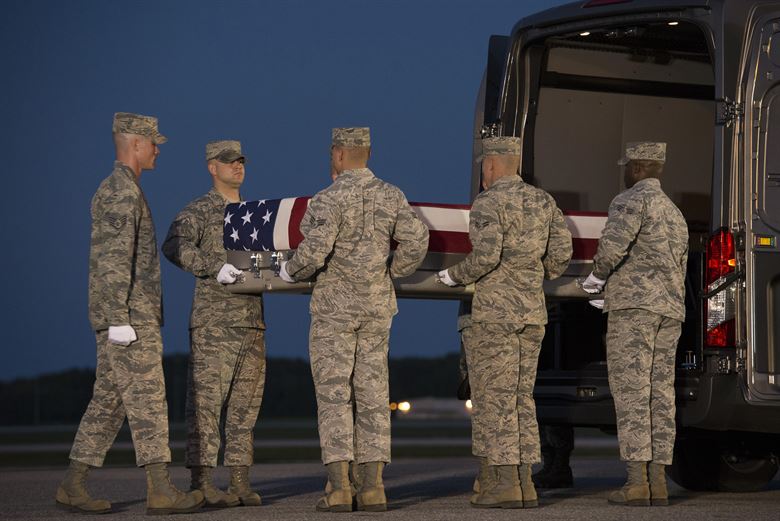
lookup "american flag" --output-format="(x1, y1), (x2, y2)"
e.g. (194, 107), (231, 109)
(224, 197), (606, 262)
(223, 197), (310, 251)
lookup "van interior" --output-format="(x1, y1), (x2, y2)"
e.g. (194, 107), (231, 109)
(519, 21), (715, 384)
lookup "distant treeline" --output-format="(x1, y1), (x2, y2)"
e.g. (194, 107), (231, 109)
(0, 354), (461, 426)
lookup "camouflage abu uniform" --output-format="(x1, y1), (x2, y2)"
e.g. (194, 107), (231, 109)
(285, 128), (429, 464)
(593, 142), (688, 466)
(448, 137), (573, 466)
(457, 302), (487, 458)
(162, 141), (266, 468)
(70, 113), (171, 468)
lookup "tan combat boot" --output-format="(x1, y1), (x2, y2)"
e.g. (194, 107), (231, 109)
(191, 465), (239, 508)
(316, 461), (353, 512)
(648, 462), (669, 506)
(349, 461), (361, 496)
(325, 461), (359, 497)
(471, 465), (523, 509)
(145, 462), (205, 515)
(228, 466), (262, 506)
(518, 463), (538, 508)
(607, 461), (651, 506)
(471, 457), (493, 502)
(55, 460), (112, 514)
(356, 461), (387, 512)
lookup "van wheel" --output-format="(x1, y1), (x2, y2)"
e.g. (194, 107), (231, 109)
(669, 437), (779, 492)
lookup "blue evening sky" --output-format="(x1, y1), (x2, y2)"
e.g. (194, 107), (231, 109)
(0, 0), (569, 380)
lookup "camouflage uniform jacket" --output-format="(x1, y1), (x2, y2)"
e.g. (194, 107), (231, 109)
(88, 161), (162, 330)
(162, 188), (265, 329)
(592, 177), (688, 321)
(285, 168), (429, 321)
(449, 175), (572, 325)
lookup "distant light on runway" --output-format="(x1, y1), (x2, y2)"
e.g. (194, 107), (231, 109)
(465, 400), (473, 411)
(398, 401), (412, 413)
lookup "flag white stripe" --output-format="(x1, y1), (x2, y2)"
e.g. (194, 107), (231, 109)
(563, 215), (607, 239)
(412, 206), (470, 233)
(273, 198), (296, 250)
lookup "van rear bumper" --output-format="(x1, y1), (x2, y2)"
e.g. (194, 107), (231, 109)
(678, 373), (780, 434)
(534, 372), (780, 434)
(534, 372), (616, 428)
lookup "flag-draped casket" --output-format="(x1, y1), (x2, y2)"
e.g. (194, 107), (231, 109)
(222, 197), (606, 298)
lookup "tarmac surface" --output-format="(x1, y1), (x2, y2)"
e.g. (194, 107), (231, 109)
(2, 457), (779, 520)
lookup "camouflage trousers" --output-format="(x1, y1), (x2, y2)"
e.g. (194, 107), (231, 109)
(459, 331), (486, 457)
(463, 322), (545, 465)
(606, 309), (681, 465)
(185, 327), (266, 468)
(70, 326), (171, 467)
(309, 316), (391, 465)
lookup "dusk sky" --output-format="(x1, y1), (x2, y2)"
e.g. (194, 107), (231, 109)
(0, 0), (569, 380)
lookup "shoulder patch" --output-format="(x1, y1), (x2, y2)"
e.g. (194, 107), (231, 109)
(472, 218), (491, 230)
(105, 214), (127, 230)
(309, 214), (327, 227)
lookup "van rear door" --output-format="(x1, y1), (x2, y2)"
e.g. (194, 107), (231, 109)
(743, 11), (780, 401)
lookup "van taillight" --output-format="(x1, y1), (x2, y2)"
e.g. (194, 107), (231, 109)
(583, 0), (631, 7)
(705, 228), (736, 348)
(705, 228), (735, 286)
(706, 319), (735, 348)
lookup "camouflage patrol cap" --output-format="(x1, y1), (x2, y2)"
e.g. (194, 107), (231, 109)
(112, 112), (167, 144)
(477, 136), (521, 161)
(618, 141), (666, 165)
(205, 140), (246, 163)
(332, 127), (370, 147)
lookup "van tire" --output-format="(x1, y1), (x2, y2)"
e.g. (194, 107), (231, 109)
(669, 436), (779, 492)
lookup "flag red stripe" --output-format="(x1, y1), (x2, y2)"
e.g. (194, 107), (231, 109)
(562, 210), (609, 217)
(428, 230), (472, 254)
(406, 230), (596, 260)
(410, 201), (472, 210)
(288, 197), (311, 249)
(572, 238), (599, 260)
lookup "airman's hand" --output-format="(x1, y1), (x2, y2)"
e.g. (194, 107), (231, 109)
(217, 263), (242, 284)
(108, 325), (137, 346)
(437, 269), (458, 287)
(279, 260), (295, 283)
(581, 272), (606, 294)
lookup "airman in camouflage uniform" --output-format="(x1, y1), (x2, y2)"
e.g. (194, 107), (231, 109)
(162, 140), (265, 508)
(582, 142), (688, 506)
(439, 136), (572, 509)
(56, 113), (204, 516)
(280, 127), (429, 512)
(533, 425), (574, 488)
(455, 302), (487, 501)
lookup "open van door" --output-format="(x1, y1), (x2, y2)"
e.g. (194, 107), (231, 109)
(471, 35), (510, 198)
(743, 10), (780, 402)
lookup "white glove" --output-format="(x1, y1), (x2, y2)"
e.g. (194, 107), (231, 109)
(108, 325), (137, 346)
(581, 272), (606, 294)
(217, 263), (242, 284)
(437, 269), (458, 287)
(279, 260), (295, 283)
(589, 299), (604, 310)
